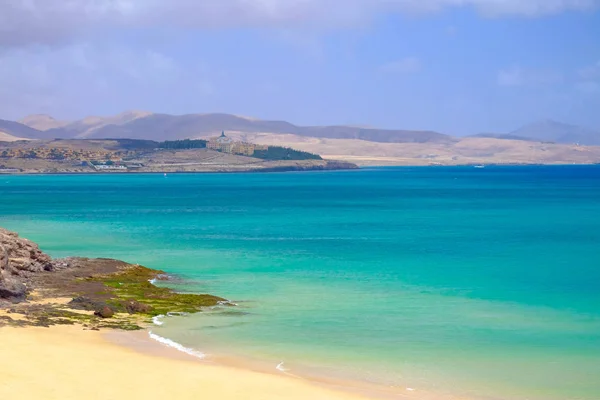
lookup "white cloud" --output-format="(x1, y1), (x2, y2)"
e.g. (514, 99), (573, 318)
(0, 44), (211, 119)
(497, 66), (563, 87)
(379, 57), (422, 74)
(1, 0), (598, 47)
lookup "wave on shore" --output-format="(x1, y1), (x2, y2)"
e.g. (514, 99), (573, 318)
(276, 361), (288, 372)
(148, 331), (206, 359)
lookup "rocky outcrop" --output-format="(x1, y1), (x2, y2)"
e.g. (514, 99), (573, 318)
(68, 296), (108, 312)
(124, 300), (153, 314)
(0, 226), (227, 330)
(94, 306), (115, 319)
(0, 228), (54, 301)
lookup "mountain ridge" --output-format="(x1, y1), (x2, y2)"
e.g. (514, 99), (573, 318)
(509, 119), (600, 145)
(9, 112), (600, 147)
(15, 112), (455, 144)
(18, 114), (70, 131)
(0, 119), (44, 139)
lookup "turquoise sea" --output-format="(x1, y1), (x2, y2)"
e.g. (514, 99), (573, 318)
(1, 166), (600, 399)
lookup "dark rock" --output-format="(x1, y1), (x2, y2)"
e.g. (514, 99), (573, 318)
(69, 296), (105, 311)
(94, 306), (114, 318)
(71, 297), (118, 319)
(0, 277), (27, 301)
(124, 300), (152, 314)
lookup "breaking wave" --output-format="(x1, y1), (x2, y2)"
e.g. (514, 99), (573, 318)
(148, 331), (206, 359)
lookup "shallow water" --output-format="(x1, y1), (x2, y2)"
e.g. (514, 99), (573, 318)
(1, 166), (599, 399)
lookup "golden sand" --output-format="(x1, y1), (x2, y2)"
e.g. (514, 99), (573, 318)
(0, 325), (376, 400)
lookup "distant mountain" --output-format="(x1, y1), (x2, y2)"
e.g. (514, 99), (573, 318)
(468, 120), (600, 146)
(15, 112), (455, 144)
(0, 119), (43, 139)
(510, 120), (600, 145)
(471, 133), (534, 142)
(18, 110), (154, 139)
(5, 112), (600, 166)
(18, 114), (69, 131)
(15, 112), (599, 146)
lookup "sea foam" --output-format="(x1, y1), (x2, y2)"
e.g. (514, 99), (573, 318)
(148, 331), (206, 359)
(276, 361), (288, 372)
(152, 315), (165, 326)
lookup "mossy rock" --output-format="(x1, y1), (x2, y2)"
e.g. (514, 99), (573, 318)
(90, 265), (227, 317)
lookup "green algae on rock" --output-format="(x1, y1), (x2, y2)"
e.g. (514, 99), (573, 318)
(1, 226), (227, 330)
(88, 265), (226, 317)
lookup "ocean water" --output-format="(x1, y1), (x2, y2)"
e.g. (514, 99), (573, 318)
(1, 166), (600, 399)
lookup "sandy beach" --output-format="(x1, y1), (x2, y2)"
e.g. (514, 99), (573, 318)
(0, 325), (381, 400)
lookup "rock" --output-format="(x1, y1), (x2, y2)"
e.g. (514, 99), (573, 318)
(0, 243), (8, 271)
(0, 227), (55, 300)
(94, 306), (114, 318)
(71, 297), (117, 318)
(124, 300), (152, 314)
(69, 296), (105, 311)
(0, 276), (27, 301)
(0, 227), (53, 276)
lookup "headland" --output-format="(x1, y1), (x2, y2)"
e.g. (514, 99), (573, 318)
(0, 137), (358, 174)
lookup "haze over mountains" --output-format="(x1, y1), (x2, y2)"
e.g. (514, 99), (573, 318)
(473, 120), (600, 146)
(2, 111), (600, 166)
(5, 112), (452, 145)
(0, 111), (597, 147)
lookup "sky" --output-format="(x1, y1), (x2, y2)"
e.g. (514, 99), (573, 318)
(0, 1), (599, 135)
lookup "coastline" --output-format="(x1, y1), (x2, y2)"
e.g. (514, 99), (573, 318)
(0, 226), (427, 400)
(0, 324), (411, 400)
(0, 166), (360, 176)
(0, 166), (359, 175)
(0, 292), (456, 400)
(2, 163), (599, 176)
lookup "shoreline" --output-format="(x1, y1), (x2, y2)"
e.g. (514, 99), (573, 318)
(1, 163), (599, 176)
(109, 317), (477, 400)
(0, 324), (423, 400)
(0, 299), (451, 400)
(0, 166), (359, 175)
(0, 225), (436, 400)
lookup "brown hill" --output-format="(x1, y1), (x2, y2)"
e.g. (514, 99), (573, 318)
(219, 132), (600, 166)
(6, 111), (600, 165)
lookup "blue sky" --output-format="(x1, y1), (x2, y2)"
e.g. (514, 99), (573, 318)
(0, 1), (599, 135)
